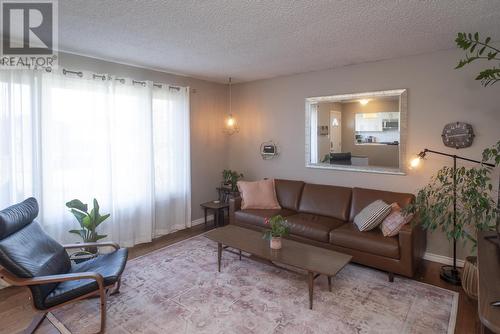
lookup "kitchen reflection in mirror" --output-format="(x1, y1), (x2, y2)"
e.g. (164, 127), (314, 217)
(306, 89), (407, 174)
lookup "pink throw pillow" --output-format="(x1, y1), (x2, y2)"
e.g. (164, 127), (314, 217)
(237, 179), (281, 210)
(380, 203), (413, 237)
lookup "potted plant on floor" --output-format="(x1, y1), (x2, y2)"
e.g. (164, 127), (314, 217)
(454, 32), (500, 87)
(405, 141), (499, 299)
(66, 198), (110, 263)
(262, 215), (290, 250)
(453, 30), (500, 297)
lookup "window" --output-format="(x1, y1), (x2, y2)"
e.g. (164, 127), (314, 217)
(0, 70), (191, 246)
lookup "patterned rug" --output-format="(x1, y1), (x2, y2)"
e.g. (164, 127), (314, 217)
(52, 234), (458, 334)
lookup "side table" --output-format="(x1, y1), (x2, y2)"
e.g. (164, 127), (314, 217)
(200, 201), (229, 227)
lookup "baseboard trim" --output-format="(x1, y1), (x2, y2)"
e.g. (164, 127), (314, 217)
(423, 252), (465, 268)
(192, 215), (214, 226)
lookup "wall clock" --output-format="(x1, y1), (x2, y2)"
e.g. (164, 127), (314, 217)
(441, 122), (475, 149)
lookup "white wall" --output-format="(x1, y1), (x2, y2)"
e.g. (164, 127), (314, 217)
(228, 48), (500, 259)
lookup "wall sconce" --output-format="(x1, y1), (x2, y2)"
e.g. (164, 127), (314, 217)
(224, 77), (239, 135)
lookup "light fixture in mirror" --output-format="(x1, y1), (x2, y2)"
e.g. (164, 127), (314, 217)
(305, 89), (407, 175)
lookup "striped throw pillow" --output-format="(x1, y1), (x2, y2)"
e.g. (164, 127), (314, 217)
(353, 200), (392, 231)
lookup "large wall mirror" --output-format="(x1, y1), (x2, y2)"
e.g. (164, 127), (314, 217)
(305, 89), (407, 175)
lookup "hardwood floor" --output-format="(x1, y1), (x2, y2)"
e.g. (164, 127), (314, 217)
(0, 221), (480, 334)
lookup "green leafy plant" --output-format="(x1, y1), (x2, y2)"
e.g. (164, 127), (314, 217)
(262, 215), (290, 240)
(66, 198), (109, 253)
(222, 169), (244, 191)
(482, 140), (500, 166)
(482, 140), (500, 234)
(404, 143), (499, 250)
(455, 32), (500, 86)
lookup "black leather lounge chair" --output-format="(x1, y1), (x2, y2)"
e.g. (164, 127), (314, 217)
(0, 198), (128, 333)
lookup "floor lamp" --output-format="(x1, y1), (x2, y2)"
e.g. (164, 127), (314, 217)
(410, 148), (495, 285)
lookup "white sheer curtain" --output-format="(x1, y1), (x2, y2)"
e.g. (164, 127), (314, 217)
(0, 70), (191, 247)
(153, 87), (191, 236)
(0, 71), (40, 206)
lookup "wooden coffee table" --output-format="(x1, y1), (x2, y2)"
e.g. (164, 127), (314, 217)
(205, 225), (352, 309)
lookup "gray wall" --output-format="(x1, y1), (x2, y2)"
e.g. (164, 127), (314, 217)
(228, 48), (500, 260)
(59, 52), (228, 221)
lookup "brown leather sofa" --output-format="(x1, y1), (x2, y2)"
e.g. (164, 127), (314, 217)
(229, 179), (426, 279)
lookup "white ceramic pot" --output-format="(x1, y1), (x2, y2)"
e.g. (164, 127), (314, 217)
(270, 237), (282, 250)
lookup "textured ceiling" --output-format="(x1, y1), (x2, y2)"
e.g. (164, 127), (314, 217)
(58, 0), (500, 83)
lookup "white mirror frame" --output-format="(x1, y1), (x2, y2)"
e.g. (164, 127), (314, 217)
(305, 89), (408, 175)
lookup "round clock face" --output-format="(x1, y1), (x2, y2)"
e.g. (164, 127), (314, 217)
(441, 122), (474, 149)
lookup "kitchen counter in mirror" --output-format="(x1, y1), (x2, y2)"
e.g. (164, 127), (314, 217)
(355, 142), (399, 146)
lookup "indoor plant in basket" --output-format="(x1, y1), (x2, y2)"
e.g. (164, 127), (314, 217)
(405, 141), (499, 299)
(66, 198), (110, 263)
(262, 215), (290, 250)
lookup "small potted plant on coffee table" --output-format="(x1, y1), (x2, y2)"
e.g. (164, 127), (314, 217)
(262, 215), (290, 250)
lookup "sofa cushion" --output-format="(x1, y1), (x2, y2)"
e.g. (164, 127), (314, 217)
(237, 179), (281, 210)
(298, 183), (351, 221)
(349, 187), (414, 222)
(275, 179), (305, 211)
(329, 223), (400, 259)
(235, 208), (296, 228)
(286, 213), (344, 243)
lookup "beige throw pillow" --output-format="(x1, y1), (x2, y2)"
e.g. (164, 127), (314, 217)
(380, 203), (414, 237)
(237, 179), (281, 210)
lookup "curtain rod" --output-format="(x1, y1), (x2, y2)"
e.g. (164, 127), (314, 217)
(61, 68), (181, 90)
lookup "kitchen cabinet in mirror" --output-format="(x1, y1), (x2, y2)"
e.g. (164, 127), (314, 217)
(305, 89), (407, 175)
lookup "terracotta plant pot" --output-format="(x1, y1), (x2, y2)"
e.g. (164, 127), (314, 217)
(270, 237), (282, 250)
(461, 256), (478, 300)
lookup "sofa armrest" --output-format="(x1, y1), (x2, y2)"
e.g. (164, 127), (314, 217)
(398, 216), (427, 277)
(229, 197), (242, 225)
(398, 222), (413, 236)
(0, 268), (104, 287)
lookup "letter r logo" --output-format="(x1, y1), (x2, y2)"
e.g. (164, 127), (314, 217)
(1, 1), (54, 55)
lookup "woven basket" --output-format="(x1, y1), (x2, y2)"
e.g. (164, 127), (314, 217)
(461, 256), (478, 300)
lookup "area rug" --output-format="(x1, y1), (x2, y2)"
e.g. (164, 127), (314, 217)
(52, 235), (458, 334)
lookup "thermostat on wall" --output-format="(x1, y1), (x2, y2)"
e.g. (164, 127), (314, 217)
(260, 141), (279, 160)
